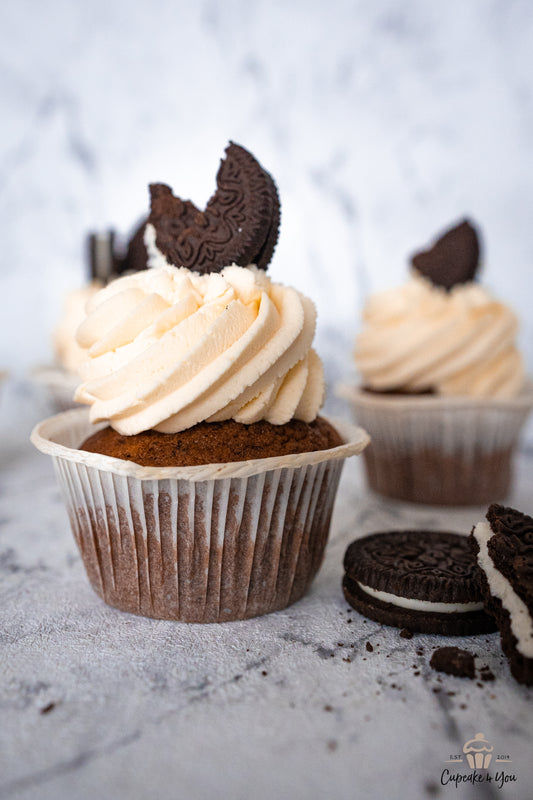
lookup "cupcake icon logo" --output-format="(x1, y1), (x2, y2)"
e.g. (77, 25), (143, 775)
(462, 733), (493, 769)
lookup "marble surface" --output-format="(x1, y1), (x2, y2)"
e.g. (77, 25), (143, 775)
(2, 4), (533, 796)
(2, 0), (533, 408)
(1, 379), (532, 800)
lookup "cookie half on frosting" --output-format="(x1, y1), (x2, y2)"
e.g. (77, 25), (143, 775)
(410, 218), (481, 290)
(146, 141), (280, 274)
(470, 504), (533, 685)
(343, 530), (496, 635)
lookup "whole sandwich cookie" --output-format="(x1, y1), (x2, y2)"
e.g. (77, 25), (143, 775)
(146, 141), (280, 274)
(470, 504), (533, 685)
(343, 530), (497, 635)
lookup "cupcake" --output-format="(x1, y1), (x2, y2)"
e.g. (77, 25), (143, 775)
(33, 222), (148, 411)
(347, 219), (533, 505)
(31, 142), (370, 623)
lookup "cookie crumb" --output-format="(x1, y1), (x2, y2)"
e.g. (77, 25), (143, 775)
(366, 642), (373, 653)
(479, 666), (495, 682)
(430, 647), (475, 680)
(40, 702), (56, 715)
(400, 628), (413, 639)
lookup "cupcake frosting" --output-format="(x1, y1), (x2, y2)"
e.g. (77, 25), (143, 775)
(53, 282), (104, 373)
(75, 264), (324, 434)
(355, 274), (525, 399)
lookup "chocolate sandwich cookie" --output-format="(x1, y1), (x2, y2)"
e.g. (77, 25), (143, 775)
(470, 504), (533, 685)
(411, 218), (481, 290)
(343, 530), (496, 635)
(148, 141), (280, 274)
(115, 217), (148, 275)
(88, 218), (149, 284)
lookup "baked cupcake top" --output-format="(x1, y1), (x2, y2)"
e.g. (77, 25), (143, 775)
(355, 219), (525, 399)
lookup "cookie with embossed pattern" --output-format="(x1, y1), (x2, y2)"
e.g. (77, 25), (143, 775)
(147, 141), (280, 274)
(470, 504), (533, 684)
(343, 530), (496, 635)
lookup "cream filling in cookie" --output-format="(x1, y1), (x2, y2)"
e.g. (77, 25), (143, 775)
(473, 521), (533, 657)
(357, 582), (484, 614)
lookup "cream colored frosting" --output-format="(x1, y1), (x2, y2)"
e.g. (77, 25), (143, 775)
(144, 223), (171, 270)
(355, 274), (525, 399)
(357, 582), (484, 614)
(53, 282), (104, 373)
(472, 521), (533, 658)
(74, 264), (325, 435)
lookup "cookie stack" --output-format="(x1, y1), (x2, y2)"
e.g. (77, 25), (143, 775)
(343, 504), (533, 685)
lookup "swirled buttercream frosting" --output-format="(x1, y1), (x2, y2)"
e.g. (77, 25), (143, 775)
(53, 282), (103, 373)
(74, 264), (325, 434)
(355, 274), (525, 398)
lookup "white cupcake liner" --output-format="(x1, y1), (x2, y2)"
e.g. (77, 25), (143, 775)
(31, 408), (370, 622)
(341, 385), (533, 505)
(31, 365), (80, 412)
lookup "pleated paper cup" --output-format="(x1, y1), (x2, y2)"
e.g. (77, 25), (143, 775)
(31, 408), (370, 622)
(31, 365), (80, 412)
(343, 385), (533, 506)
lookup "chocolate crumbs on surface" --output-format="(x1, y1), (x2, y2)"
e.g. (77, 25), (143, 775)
(479, 666), (495, 682)
(400, 628), (414, 639)
(430, 647), (476, 680)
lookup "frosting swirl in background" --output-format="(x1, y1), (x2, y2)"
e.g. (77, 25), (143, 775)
(53, 282), (103, 373)
(355, 274), (525, 399)
(75, 265), (324, 434)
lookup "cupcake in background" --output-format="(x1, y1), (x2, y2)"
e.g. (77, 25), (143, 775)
(347, 218), (532, 505)
(31, 141), (370, 623)
(32, 221), (148, 411)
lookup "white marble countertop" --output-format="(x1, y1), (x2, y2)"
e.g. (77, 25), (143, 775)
(1, 379), (532, 800)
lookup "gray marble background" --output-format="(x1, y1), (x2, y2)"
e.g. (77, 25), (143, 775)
(1, 376), (533, 800)
(1, 2), (533, 799)
(1, 0), (533, 388)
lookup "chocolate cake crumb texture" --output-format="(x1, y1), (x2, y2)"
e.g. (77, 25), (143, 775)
(411, 218), (480, 290)
(81, 416), (341, 467)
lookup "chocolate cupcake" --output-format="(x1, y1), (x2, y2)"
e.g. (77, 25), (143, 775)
(347, 219), (533, 505)
(31, 143), (370, 622)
